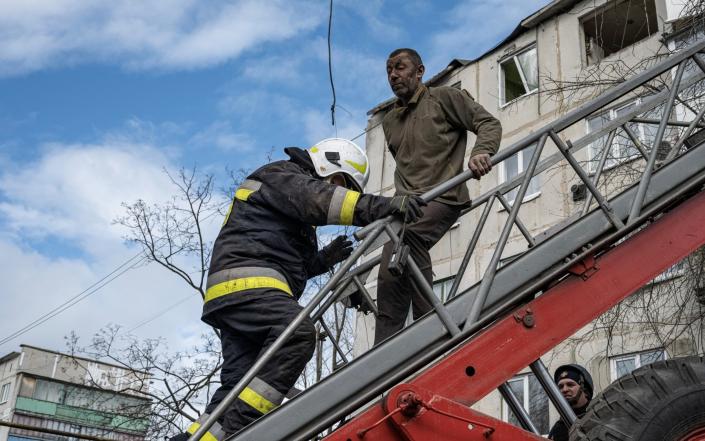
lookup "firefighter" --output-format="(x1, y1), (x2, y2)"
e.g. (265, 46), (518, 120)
(548, 364), (594, 441)
(171, 138), (425, 440)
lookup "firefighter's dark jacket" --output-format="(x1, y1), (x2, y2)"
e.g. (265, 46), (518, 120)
(203, 147), (390, 325)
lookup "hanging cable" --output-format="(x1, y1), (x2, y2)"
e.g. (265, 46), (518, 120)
(327, 0), (337, 128)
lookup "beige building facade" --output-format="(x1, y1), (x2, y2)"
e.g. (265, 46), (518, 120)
(355, 0), (702, 433)
(0, 345), (151, 441)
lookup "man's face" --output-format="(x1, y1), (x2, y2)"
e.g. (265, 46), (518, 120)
(558, 378), (587, 407)
(386, 53), (424, 102)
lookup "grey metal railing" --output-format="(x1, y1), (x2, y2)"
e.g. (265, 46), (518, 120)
(187, 38), (705, 441)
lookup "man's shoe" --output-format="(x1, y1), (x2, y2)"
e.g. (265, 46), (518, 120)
(168, 433), (190, 441)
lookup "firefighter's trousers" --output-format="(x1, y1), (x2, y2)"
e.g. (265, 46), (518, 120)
(205, 293), (316, 435)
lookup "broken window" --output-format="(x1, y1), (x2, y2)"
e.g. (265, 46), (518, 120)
(581, 0), (658, 65)
(499, 45), (538, 105)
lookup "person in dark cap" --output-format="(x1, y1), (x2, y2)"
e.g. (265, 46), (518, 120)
(548, 364), (594, 441)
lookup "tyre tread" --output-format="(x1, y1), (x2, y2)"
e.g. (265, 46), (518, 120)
(570, 356), (705, 441)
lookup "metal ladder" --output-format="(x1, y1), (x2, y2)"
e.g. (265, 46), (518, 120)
(188, 38), (705, 441)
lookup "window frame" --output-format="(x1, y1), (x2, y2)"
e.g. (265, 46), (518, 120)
(499, 145), (542, 206)
(579, 0), (659, 67)
(0, 382), (11, 404)
(432, 276), (456, 303)
(500, 373), (550, 435)
(610, 348), (667, 381)
(586, 98), (649, 172)
(498, 44), (539, 107)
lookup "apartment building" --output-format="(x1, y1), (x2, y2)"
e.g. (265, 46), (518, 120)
(357, 0), (703, 434)
(0, 345), (150, 441)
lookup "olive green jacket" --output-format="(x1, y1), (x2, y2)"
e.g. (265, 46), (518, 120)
(383, 85), (502, 205)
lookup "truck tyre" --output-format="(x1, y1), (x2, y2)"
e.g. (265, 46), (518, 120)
(570, 356), (705, 441)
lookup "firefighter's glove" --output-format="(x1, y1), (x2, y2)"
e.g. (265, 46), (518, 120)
(320, 235), (354, 267)
(388, 195), (427, 223)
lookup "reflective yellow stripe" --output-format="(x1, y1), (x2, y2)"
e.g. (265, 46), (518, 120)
(239, 386), (277, 415)
(205, 277), (292, 303)
(340, 191), (360, 225)
(235, 188), (254, 201)
(345, 159), (367, 175)
(186, 422), (219, 441)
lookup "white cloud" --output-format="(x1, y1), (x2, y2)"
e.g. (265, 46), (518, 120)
(337, 0), (404, 42)
(0, 0), (324, 76)
(0, 234), (212, 356)
(189, 120), (255, 152)
(0, 140), (175, 256)
(427, 0), (550, 73)
(302, 108), (367, 149)
(310, 37), (390, 105)
(218, 89), (298, 122)
(0, 133), (218, 356)
(241, 55), (307, 84)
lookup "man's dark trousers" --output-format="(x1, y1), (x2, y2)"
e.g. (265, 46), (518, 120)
(205, 293), (316, 434)
(373, 201), (461, 345)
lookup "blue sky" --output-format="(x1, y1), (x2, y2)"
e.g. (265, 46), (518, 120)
(0, 0), (550, 355)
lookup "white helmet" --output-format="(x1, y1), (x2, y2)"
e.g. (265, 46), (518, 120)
(307, 138), (370, 192)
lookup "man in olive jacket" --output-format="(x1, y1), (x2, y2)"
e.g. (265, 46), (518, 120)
(374, 48), (502, 345)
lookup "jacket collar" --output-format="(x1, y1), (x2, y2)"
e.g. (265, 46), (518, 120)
(394, 84), (427, 109)
(284, 147), (316, 174)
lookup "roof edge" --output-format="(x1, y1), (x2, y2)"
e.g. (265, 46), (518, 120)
(366, 0), (580, 117)
(20, 344), (151, 377)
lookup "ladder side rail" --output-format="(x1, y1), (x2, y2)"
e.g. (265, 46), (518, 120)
(498, 383), (541, 434)
(530, 359), (576, 426)
(462, 66), (705, 218)
(463, 134), (548, 331)
(446, 195), (496, 301)
(621, 124), (650, 160)
(550, 131), (625, 229)
(665, 97), (705, 160)
(495, 193), (536, 247)
(581, 129), (618, 216)
(232, 139), (705, 441)
(628, 62), (688, 223)
(383, 224), (462, 337)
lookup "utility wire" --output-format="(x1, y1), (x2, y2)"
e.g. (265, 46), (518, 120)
(350, 121), (381, 142)
(0, 203), (228, 348)
(127, 294), (194, 333)
(327, 0), (337, 129)
(0, 254), (148, 347)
